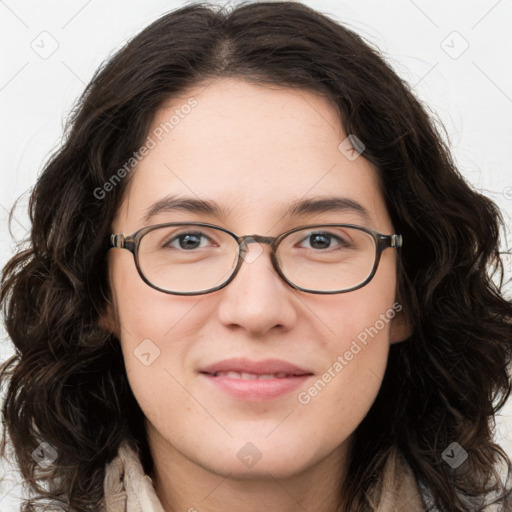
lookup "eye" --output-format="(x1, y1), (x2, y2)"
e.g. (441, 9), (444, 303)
(298, 231), (352, 250)
(163, 231), (214, 250)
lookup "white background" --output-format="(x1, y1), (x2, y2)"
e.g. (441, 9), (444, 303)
(1, 0), (511, 508)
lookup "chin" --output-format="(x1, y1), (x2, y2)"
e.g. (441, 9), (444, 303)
(201, 453), (311, 481)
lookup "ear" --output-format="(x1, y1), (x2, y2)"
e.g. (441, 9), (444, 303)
(390, 306), (412, 344)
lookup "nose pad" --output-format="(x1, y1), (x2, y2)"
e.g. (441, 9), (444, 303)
(239, 237), (265, 264)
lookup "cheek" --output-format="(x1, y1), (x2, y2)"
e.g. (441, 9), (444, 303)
(108, 252), (201, 409)
(109, 250), (203, 338)
(316, 252), (397, 356)
(301, 260), (398, 426)
(114, 289), (200, 436)
(299, 302), (392, 427)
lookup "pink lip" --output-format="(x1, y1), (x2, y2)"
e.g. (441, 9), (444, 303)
(201, 374), (312, 401)
(199, 357), (311, 376)
(198, 357), (314, 401)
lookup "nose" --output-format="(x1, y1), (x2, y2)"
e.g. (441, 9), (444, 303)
(216, 241), (298, 336)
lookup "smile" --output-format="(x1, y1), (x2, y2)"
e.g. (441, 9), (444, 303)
(206, 371), (302, 379)
(200, 372), (313, 401)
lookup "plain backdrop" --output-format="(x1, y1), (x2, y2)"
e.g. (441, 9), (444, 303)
(1, 0), (511, 508)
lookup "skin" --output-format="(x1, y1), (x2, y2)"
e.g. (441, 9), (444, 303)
(106, 77), (411, 512)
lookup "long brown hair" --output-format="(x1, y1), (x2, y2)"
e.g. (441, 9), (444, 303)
(1, 2), (511, 510)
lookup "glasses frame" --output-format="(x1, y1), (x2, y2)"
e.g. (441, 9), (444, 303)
(108, 222), (403, 295)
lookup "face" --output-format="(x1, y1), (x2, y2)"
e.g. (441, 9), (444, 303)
(107, 77), (409, 480)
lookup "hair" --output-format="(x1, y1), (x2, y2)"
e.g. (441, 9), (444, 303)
(1, 1), (511, 511)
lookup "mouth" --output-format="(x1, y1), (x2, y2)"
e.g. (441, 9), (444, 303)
(202, 371), (309, 380)
(199, 356), (312, 376)
(198, 358), (314, 401)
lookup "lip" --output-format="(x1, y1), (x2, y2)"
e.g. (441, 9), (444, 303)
(199, 357), (312, 376)
(198, 357), (314, 401)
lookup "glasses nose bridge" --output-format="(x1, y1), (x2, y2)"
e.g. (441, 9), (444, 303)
(234, 234), (281, 284)
(237, 234), (279, 260)
(239, 234), (275, 247)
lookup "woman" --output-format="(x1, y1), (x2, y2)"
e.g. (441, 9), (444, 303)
(1, 2), (511, 511)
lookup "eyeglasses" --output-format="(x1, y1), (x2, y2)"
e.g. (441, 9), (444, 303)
(108, 222), (403, 295)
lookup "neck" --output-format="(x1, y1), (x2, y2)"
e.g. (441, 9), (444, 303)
(147, 426), (352, 512)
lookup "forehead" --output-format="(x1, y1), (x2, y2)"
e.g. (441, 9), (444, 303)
(115, 78), (391, 234)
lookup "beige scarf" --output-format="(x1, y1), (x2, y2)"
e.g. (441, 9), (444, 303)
(101, 439), (425, 511)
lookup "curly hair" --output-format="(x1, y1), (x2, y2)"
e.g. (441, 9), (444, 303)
(1, 1), (511, 511)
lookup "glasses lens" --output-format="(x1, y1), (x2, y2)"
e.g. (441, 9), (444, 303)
(276, 226), (377, 292)
(138, 225), (239, 293)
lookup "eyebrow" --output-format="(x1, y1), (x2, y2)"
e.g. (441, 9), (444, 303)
(142, 195), (373, 225)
